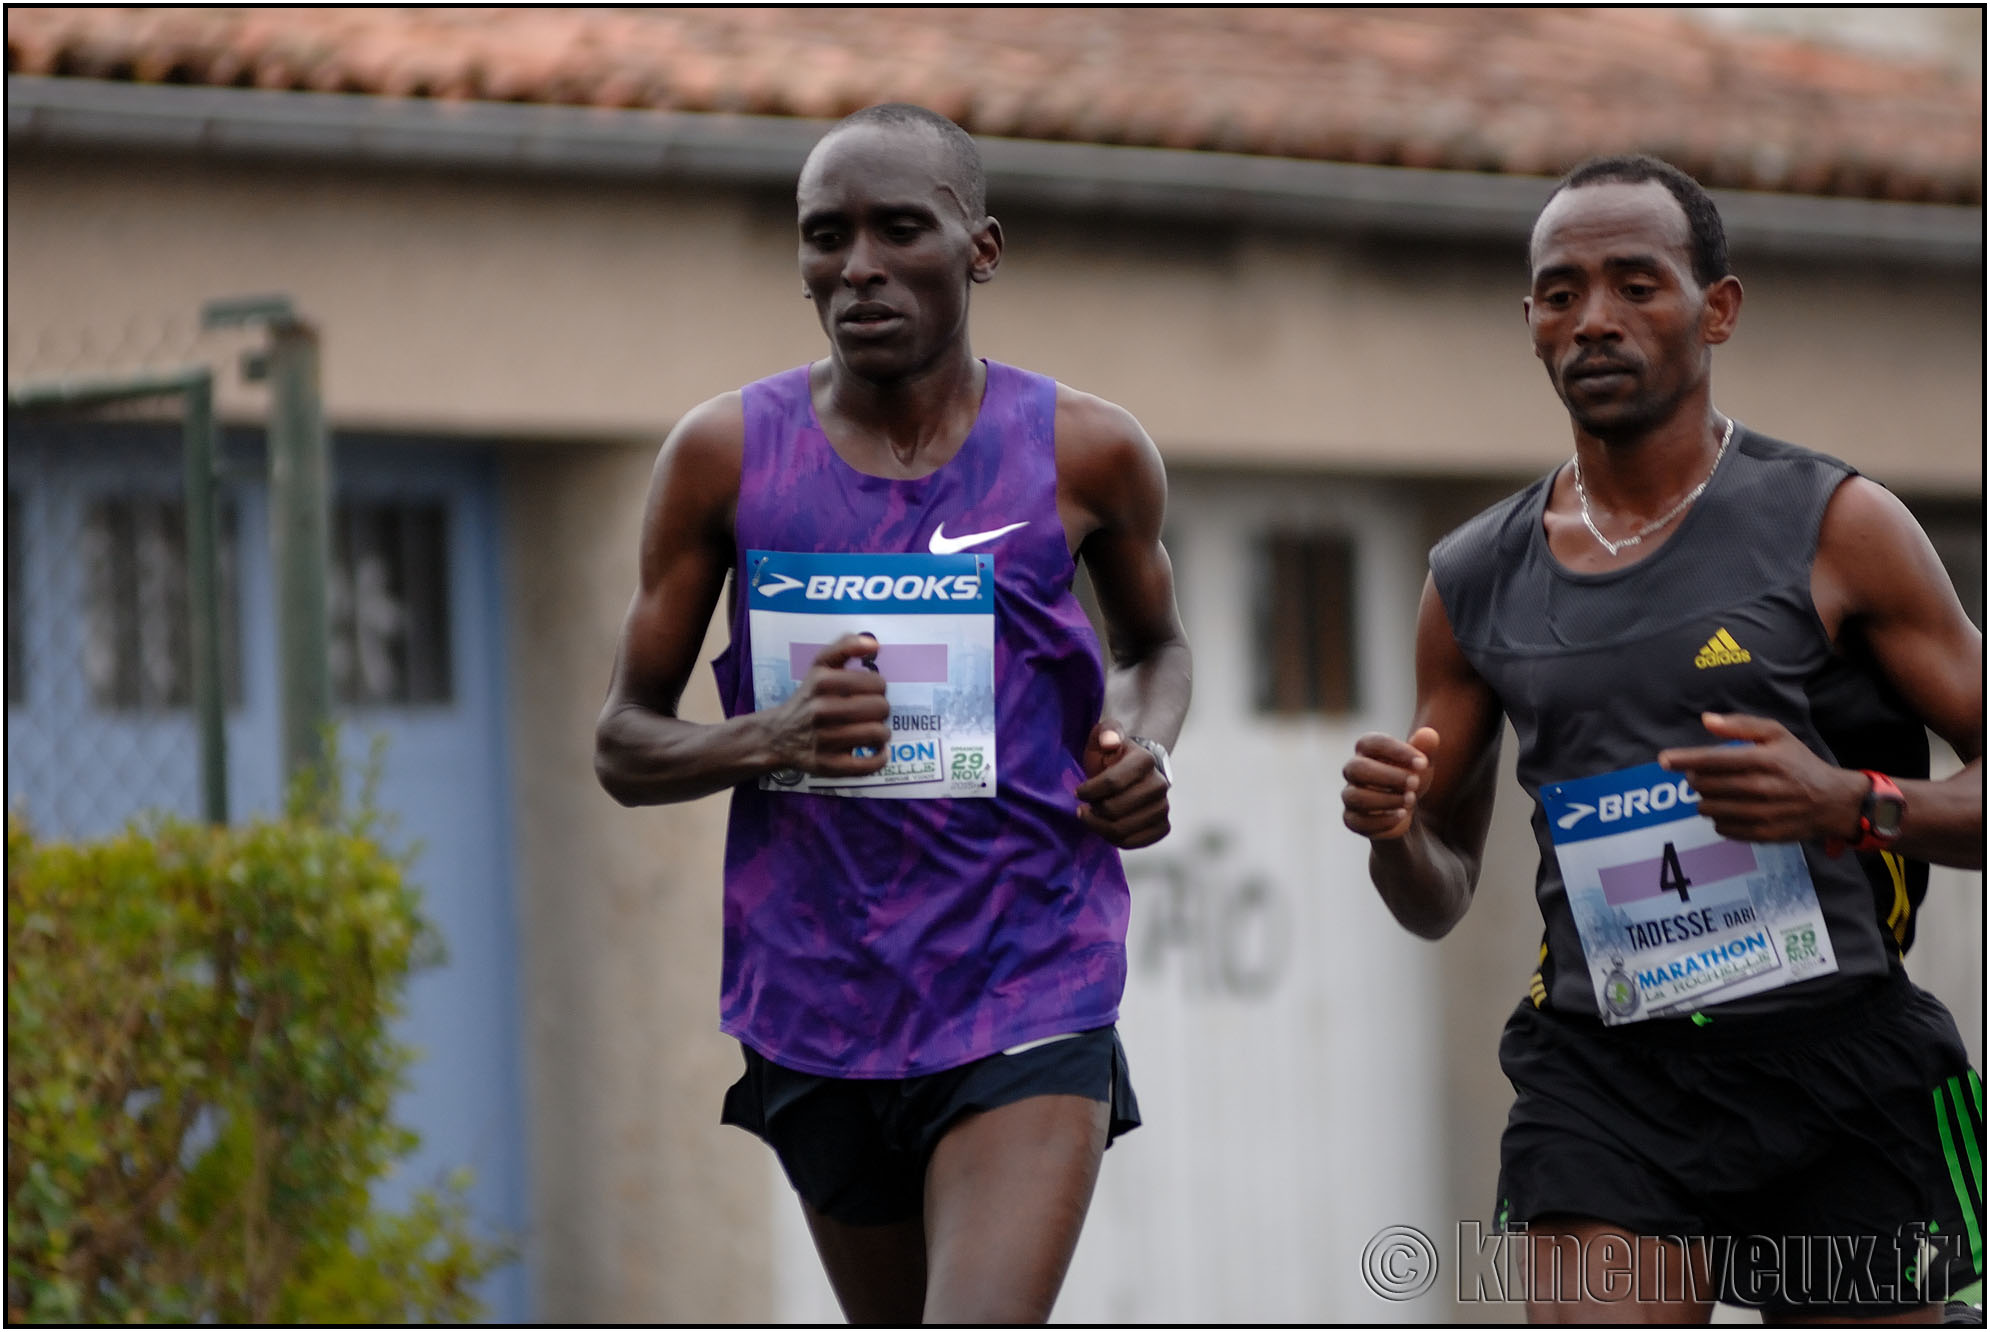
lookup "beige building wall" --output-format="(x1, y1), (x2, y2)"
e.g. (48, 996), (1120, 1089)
(7, 151), (1980, 488)
(8, 146), (1980, 1322)
(499, 442), (771, 1322)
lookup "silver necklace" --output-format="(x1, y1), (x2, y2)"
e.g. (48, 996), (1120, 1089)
(1572, 416), (1734, 557)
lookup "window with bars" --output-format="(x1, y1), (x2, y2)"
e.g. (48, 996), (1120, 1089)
(81, 496), (244, 710)
(70, 495), (454, 712)
(1253, 531), (1359, 716)
(329, 502), (452, 706)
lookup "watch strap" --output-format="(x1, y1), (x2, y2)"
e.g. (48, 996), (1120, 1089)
(1126, 735), (1173, 787)
(1824, 769), (1905, 856)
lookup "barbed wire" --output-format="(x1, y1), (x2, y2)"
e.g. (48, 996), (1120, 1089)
(7, 312), (264, 420)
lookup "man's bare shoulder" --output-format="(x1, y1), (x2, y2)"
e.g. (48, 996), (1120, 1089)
(1050, 382), (1166, 540)
(636, 391), (748, 556)
(1052, 383), (1164, 516)
(1052, 382), (1153, 461)
(1818, 471), (1918, 541)
(647, 391), (746, 504)
(1815, 471), (1965, 614)
(662, 390), (747, 465)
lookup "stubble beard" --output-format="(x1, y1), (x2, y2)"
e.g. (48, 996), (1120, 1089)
(1559, 373), (1692, 448)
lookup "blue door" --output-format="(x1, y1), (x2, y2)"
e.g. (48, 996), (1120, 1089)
(5, 423), (531, 1320)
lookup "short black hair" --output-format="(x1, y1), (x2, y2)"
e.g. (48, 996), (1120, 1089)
(1541, 154), (1729, 287)
(820, 102), (987, 220)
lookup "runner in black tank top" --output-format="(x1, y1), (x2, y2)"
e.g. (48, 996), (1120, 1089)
(1340, 156), (1983, 1323)
(1432, 426), (1922, 1019)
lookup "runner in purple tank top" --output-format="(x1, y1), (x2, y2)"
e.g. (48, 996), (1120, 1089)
(596, 103), (1191, 1324)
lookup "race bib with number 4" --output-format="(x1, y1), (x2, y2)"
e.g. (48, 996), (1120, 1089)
(1541, 759), (1837, 1023)
(746, 549), (997, 799)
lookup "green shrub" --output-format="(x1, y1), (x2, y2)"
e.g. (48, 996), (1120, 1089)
(5, 795), (512, 1323)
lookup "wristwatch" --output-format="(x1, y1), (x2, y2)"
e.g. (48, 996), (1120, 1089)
(1126, 735), (1173, 787)
(1824, 769), (1905, 856)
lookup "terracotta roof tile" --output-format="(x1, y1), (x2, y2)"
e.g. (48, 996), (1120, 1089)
(5, 6), (1979, 203)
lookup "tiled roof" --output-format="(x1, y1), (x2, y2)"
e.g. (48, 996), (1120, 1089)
(6, 6), (1981, 203)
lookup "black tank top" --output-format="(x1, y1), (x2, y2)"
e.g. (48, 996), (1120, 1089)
(1431, 426), (1929, 1018)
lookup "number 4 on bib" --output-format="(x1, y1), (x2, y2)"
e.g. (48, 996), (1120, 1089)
(1658, 841), (1692, 903)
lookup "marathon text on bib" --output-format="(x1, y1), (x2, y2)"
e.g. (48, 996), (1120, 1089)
(746, 549), (998, 799)
(1541, 759), (1836, 1024)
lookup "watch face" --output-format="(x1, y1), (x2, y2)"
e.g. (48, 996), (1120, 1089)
(1869, 797), (1906, 839)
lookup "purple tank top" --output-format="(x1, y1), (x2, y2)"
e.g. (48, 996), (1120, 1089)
(710, 360), (1130, 1077)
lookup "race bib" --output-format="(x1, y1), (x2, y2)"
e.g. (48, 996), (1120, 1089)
(1541, 760), (1836, 1024)
(746, 549), (997, 799)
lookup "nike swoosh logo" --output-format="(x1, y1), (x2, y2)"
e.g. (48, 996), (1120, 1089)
(757, 573), (804, 596)
(928, 520), (1028, 555)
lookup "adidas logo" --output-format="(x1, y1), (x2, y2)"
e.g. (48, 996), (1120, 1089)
(1694, 627), (1753, 669)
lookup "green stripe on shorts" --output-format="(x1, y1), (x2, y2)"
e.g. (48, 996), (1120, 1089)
(1935, 1076), (1985, 1275)
(1955, 1076), (1986, 1211)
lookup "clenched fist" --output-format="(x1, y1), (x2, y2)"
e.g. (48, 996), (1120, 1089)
(768, 632), (892, 778)
(1341, 727), (1440, 840)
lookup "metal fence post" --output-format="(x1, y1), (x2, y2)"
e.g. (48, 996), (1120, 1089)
(267, 319), (332, 791)
(203, 296), (332, 794)
(180, 372), (228, 824)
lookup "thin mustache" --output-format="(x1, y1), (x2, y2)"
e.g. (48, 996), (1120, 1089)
(1566, 356), (1637, 376)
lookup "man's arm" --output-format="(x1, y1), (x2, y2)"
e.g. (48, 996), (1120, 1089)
(1659, 476), (1983, 868)
(594, 394), (890, 806)
(1341, 576), (1507, 939)
(1055, 386), (1192, 849)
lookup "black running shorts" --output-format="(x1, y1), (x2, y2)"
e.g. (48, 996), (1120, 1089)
(1495, 967), (1984, 1317)
(721, 1025), (1141, 1225)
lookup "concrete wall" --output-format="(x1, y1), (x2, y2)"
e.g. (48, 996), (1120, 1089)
(499, 441), (771, 1321)
(6, 151), (1981, 488)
